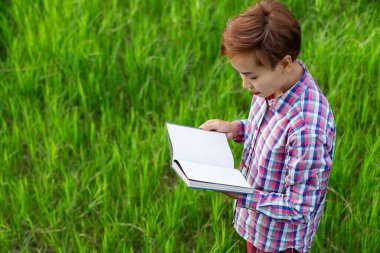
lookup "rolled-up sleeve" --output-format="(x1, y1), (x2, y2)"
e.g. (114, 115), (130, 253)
(236, 128), (334, 224)
(232, 119), (248, 144)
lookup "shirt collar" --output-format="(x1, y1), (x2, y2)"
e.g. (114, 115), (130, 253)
(265, 59), (309, 115)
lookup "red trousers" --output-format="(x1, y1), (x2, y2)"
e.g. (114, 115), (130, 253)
(247, 241), (301, 253)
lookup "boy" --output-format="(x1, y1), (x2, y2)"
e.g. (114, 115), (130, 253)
(199, 0), (335, 252)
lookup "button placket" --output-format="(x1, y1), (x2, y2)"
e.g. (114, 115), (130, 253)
(233, 99), (270, 224)
(243, 100), (270, 180)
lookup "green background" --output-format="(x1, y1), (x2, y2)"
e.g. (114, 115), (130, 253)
(0, 0), (379, 252)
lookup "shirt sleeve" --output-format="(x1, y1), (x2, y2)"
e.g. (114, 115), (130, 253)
(236, 128), (334, 224)
(232, 119), (248, 144)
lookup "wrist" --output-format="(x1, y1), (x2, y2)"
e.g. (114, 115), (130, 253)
(231, 121), (240, 139)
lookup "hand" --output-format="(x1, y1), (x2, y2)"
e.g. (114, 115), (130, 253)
(199, 119), (239, 139)
(220, 191), (239, 199)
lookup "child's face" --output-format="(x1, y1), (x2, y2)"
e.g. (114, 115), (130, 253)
(230, 51), (292, 99)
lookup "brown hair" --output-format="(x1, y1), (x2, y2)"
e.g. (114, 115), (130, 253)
(221, 0), (301, 69)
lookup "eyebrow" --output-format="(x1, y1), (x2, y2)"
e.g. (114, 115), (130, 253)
(240, 72), (256, 75)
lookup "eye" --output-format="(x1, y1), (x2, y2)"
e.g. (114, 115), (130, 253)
(249, 76), (258, 80)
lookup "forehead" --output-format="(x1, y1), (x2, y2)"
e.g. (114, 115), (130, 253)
(229, 51), (261, 72)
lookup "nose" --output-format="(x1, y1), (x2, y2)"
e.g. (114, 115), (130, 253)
(241, 76), (253, 90)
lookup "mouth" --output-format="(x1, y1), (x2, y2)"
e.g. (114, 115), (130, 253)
(250, 90), (261, 95)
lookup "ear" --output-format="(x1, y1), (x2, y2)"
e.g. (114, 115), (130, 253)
(280, 55), (293, 73)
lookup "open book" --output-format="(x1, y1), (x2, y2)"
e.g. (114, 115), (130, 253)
(166, 122), (254, 194)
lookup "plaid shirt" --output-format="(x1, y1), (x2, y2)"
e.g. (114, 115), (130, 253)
(232, 60), (335, 252)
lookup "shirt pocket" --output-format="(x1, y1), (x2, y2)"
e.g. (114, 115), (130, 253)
(257, 131), (287, 170)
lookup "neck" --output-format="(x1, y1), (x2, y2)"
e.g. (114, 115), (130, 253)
(274, 60), (304, 98)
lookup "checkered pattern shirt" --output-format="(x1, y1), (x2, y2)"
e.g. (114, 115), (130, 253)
(232, 60), (335, 252)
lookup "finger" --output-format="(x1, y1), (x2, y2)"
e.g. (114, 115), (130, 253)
(199, 122), (208, 129)
(199, 120), (212, 130)
(204, 121), (218, 131)
(200, 119), (220, 131)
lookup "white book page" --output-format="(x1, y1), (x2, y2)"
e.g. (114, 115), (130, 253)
(177, 159), (252, 189)
(166, 123), (234, 168)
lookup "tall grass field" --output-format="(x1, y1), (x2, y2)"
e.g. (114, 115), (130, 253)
(0, 0), (379, 252)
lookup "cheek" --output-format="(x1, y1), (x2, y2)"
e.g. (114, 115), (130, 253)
(257, 75), (278, 90)
(255, 77), (270, 89)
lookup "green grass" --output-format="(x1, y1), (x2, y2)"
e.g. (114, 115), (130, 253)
(0, 0), (379, 252)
